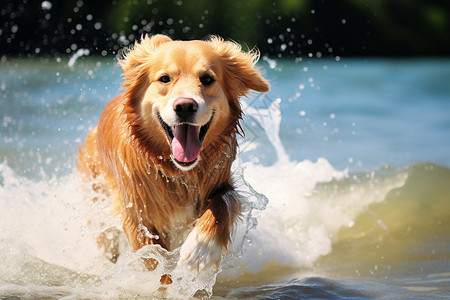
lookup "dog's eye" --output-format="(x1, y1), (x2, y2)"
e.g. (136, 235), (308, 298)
(200, 75), (215, 86)
(159, 75), (171, 83)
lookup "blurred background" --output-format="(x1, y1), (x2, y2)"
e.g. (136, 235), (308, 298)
(1, 0), (450, 58)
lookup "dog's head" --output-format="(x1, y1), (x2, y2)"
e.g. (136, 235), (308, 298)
(120, 35), (269, 171)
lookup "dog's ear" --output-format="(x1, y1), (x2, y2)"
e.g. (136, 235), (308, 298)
(119, 34), (172, 73)
(209, 36), (270, 98)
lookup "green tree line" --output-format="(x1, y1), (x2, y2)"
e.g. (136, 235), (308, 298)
(1, 0), (449, 57)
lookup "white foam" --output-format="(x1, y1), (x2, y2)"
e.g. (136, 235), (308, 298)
(0, 156), (406, 297)
(227, 156), (406, 275)
(0, 162), (221, 298)
(0, 162), (105, 272)
(237, 158), (347, 272)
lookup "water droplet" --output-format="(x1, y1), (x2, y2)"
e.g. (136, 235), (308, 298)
(262, 56), (277, 69)
(11, 24), (18, 34)
(41, 1), (52, 10)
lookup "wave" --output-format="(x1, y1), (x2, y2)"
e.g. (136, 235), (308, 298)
(237, 158), (405, 272)
(2, 158), (449, 298)
(315, 162), (450, 279)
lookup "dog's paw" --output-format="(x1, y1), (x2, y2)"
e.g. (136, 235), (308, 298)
(178, 227), (223, 272)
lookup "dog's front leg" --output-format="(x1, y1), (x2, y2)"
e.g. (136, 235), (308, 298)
(178, 183), (241, 271)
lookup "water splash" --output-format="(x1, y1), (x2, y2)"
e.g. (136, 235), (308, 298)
(68, 48), (90, 67)
(0, 155), (269, 298)
(238, 95), (408, 274)
(242, 97), (289, 164)
(262, 55), (277, 70)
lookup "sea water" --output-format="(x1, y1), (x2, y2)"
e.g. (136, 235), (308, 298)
(1, 56), (450, 299)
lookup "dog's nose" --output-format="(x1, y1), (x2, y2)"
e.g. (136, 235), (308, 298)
(173, 98), (198, 121)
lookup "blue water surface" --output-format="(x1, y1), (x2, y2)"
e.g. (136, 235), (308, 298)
(1, 57), (449, 176)
(261, 58), (450, 171)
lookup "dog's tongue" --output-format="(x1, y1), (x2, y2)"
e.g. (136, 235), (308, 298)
(171, 124), (202, 163)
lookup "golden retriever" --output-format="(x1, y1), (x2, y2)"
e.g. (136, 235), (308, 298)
(77, 34), (269, 282)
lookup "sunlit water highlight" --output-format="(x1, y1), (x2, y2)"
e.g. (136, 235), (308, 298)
(1, 57), (450, 298)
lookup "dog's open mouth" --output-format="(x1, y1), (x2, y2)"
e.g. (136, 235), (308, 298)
(158, 114), (211, 167)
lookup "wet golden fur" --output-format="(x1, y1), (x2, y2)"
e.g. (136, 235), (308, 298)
(77, 34), (269, 275)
